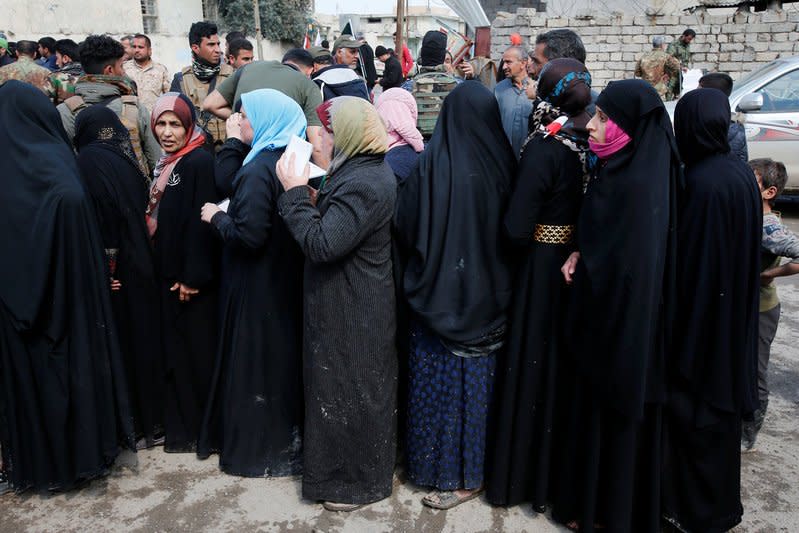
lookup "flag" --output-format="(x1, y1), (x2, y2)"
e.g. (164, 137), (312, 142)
(341, 20), (353, 36)
(314, 31), (322, 47)
(303, 32), (310, 48)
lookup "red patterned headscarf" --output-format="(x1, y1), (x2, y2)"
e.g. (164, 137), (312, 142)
(146, 92), (206, 237)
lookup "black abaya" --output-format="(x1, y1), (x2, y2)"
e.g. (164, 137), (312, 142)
(486, 137), (584, 508)
(197, 149), (304, 477)
(0, 81), (134, 491)
(549, 80), (681, 533)
(151, 148), (220, 452)
(75, 106), (164, 445)
(663, 88), (761, 533)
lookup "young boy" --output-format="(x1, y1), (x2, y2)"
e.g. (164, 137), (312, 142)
(744, 158), (799, 452)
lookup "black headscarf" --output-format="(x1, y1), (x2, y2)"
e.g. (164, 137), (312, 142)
(525, 58), (593, 160)
(673, 88), (761, 419)
(394, 81), (517, 344)
(419, 30), (447, 67)
(574, 79), (681, 420)
(75, 105), (145, 181)
(674, 88), (731, 166)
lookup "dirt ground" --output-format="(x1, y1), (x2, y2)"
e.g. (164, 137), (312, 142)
(2, 219), (798, 533)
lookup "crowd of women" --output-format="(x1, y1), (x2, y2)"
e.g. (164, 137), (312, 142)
(0, 53), (761, 533)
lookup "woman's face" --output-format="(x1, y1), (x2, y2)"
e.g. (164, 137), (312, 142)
(240, 107), (254, 146)
(154, 111), (187, 153)
(318, 126), (335, 169)
(586, 106), (609, 144)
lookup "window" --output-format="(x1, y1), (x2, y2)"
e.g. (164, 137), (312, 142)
(141, 0), (158, 34)
(756, 69), (799, 113)
(367, 17), (382, 23)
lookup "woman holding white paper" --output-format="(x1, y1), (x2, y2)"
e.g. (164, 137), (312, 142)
(276, 96), (398, 511)
(197, 89), (307, 477)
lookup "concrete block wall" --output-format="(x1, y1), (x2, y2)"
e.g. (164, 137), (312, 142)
(491, 8), (799, 89)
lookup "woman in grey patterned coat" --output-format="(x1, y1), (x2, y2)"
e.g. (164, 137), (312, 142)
(276, 96), (398, 512)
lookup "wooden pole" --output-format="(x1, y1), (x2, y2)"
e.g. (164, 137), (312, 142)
(253, 0), (264, 60)
(395, 0), (404, 59)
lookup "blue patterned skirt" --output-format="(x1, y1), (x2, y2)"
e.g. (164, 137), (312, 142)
(405, 323), (497, 490)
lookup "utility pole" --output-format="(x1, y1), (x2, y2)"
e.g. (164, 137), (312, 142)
(395, 0), (404, 58)
(253, 0), (264, 60)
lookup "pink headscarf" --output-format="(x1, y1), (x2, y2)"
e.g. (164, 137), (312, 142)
(589, 117), (631, 160)
(375, 88), (424, 153)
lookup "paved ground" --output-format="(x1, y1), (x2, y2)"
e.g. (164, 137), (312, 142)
(2, 211), (799, 533)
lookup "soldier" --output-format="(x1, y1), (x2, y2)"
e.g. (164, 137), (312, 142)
(226, 38), (253, 70)
(635, 36), (681, 101)
(56, 35), (160, 176)
(0, 40), (54, 96)
(48, 39), (84, 105)
(404, 30), (459, 139)
(170, 21), (232, 149)
(123, 33), (170, 112)
(667, 28), (695, 95)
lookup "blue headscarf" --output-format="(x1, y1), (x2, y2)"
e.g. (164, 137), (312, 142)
(241, 88), (307, 165)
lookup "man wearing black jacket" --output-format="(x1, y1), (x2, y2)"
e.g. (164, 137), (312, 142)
(376, 46), (403, 90)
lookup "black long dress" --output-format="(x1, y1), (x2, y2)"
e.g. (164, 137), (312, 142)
(75, 106), (164, 446)
(485, 137), (584, 508)
(197, 149), (304, 477)
(549, 80), (680, 533)
(663, 89), (761, 533)
(152, 148), (220, 453)
(0, 81), (134, 492)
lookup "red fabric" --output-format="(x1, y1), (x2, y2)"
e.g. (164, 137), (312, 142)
(401, 44), (413, 77)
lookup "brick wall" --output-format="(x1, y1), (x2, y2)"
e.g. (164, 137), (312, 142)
(492, 7), (799, 89)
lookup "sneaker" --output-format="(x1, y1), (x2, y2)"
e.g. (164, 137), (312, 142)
(0, 471), (11, 495)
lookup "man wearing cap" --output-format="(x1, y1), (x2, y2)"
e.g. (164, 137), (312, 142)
(333, 34), (362, 69)
(309, 46), (334, 75)
(635, 36), (681, 101)
(311, 35), (370, 101)
(0, 40), (54, 96)
(0, 38), (14, 67)
(376, 46), (403, 90)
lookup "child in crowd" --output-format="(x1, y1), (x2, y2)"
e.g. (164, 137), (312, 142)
(744, 158), (799, 452)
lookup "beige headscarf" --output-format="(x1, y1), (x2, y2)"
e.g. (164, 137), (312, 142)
(316, 96), (387, 175)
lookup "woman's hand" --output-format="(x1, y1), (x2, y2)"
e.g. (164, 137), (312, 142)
(201, 202), (221, 223)
(307, 186), (319, 206)
(110, 278), (122, 291)
(561, 251), (581, 285)
(170, 282), (199, 302)
(276, 152), (311, 191)
(226, 113), (242, 140)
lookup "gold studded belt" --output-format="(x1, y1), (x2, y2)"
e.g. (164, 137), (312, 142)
(533, 224), (575, 245)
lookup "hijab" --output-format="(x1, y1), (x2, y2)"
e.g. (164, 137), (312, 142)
(674, 88), (731, 166)
(525, 58), (594, 184)
(74, 105), (145, 181)
(241, 88), (307, 166)
(394, 81), (517, 344)
(316, 96), (388, 176)
(146, 92), (206, 236)
(576, 79), (681, 420)
(375, 88), (424, 152)
(588, 118), (631, 160)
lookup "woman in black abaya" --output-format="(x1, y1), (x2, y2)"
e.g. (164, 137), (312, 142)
(0, 81), (134, 492)
(149, 93), (220, 452)
(394, 81), (516, 510)
(662, 88), (761, 533)
(197, 89), (306, 477)
(75, 106), (164, 450)
(551, 79), (680, 532)
(485, 59), (593, 510)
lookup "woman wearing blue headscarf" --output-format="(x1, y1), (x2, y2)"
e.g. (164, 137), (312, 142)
(197, 89), (307, 477)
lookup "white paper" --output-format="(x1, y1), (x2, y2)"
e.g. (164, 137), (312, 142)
(680, 69), (704, 96)
(286, 135), (313, 175)
(217, 198), (230, 213)
(308, 163), (326, 178)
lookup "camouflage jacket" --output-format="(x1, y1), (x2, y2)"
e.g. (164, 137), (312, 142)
(48, 62), (84, 105)
(666, 39), (692, 67)
(635, 50), (681, 101)
(0, 56), (54, 96)
(123, 59), (170, 112)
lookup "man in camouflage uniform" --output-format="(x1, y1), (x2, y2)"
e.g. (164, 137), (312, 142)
(0, 37), (14, 67)
(57, 35), (160, 176)
(403, 30), (459, 139)
(635, 36), (681, 101)
(48, 39), (84, 105)
(123, 33), (170, 112)
(0, 40), (54, 96)
(667, 28), (695, 96)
